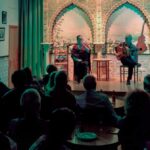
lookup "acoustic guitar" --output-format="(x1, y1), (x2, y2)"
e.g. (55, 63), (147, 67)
(114, 42), (130, 60)
(136, 20), (147, 54)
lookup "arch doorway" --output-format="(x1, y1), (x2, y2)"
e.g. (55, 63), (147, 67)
(106, 2), (150, 54)
(52, 4), (93, 49)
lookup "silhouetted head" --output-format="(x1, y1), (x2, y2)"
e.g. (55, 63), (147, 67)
(46, 64), (57, 74)
(48, 71), (57, 88)
(124, 89), (150, 118)
(83, 75), (96, 90)
(45, 71), (57, 95)
(20, 88), (41, 118)
(144, 74), (150, 93)
(11, 70), (27, 88)
(54, 71), (68, 89)
(77, 35), (83, 44)
(125, 34), (132, 45)
(0, 133), (13, 150)
(23, 67), (33, 84)
(49, 107), (76, 140)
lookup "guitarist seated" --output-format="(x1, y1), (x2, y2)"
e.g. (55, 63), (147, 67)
(115, 42), (130, 60)
(115, 34), (140, 85)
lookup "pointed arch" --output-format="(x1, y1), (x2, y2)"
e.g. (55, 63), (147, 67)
(48, 1), (95, 42)
(103, 0), (150, 42)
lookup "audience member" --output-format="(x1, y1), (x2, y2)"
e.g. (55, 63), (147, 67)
(41, 71), (57, 119)
(0, 81), (10, 110)
(0, 132), (17, 150)
(0, 81), (10, 99)
(47, 70), (77, 113)
(0, 70), (27, 132)
(118, 89), (150, 150)
(29, 108), (76, 150)
(76, 75), (121, 125)
(22, 67), (33, 85)
(42, 64), (57, 87)
(44, 71), (57, 96)
(143, 74), (150, 93)
(23, 67), (44, 94)
(8, 88), (48, 150)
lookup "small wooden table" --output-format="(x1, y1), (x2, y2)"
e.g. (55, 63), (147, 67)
(67, 124), (119, 150)
(93, 58), (111, 81)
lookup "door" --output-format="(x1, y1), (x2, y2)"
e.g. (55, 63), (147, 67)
(8, 25), (19, 87)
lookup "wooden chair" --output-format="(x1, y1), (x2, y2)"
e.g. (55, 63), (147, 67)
(79, 104), (114, 126)
(120, 64), (141, 83)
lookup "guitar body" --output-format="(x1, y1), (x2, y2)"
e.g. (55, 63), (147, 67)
(115, 42), (129, 60)
(136, 35), (147, 54)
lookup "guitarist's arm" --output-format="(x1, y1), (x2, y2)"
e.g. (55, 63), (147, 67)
(124, 46), (130, 56)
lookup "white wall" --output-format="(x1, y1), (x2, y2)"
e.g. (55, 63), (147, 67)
(53, 6), (92, 47)
(0, 0), (18, 85)
(0, 0), (18, 56)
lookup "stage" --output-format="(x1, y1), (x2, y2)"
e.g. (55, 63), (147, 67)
(67, 54), (148, 95)
(69, 77), (144, 95)
(44, 0), (150, 97)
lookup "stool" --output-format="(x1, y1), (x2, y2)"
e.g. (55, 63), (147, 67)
(120, 65), (140, 83)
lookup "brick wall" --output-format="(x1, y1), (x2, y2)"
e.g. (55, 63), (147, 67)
(44, 0), (150, 43)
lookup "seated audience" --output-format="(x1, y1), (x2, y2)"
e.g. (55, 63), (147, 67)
(29, 108), (76, 150)
(47, 70), (77, 113)
(44, 70), (72, 94)
(118, 89), (150, 150)
(8, 88), (48, 150)
(44, 71), (57, 96)
(23, 67), (44, 95)
(42, 64), (57, 87)
(143, 74), (150, 93)
(22, 67), (33, 86)
(0, 70), (27, 132)
(76, 75), (121, 125)
(41, 71), (57, 119)
(0, 81), (10, 112)
(23, 66), (45, 95)
(41, 70), (73, 119)
(0, 81), (10, 99)
(0, 132), (17, 150)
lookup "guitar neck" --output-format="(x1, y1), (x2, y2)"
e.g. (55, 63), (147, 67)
(141, 20), (146, 36)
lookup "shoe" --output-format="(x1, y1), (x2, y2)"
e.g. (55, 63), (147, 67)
(126, 80), (130, 85)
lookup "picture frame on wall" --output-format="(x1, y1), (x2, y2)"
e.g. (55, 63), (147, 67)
(2, 11), (7, 24)
(0, 27), (5, 41)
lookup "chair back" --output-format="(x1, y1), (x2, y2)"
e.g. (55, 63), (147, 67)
(79, 104), (112, 125)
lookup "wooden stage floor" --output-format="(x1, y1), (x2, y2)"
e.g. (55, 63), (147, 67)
(68, 77), (144, 93)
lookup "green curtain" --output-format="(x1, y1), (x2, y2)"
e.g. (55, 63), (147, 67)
(19, 0), (43, 77)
